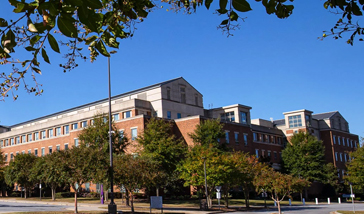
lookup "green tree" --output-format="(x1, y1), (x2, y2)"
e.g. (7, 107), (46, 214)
(188, 119), (226, 150)
(254, 168), (309, 214)
(282, 131), (327, 198)
(346, 146), (364, 191)
(114, 154), (161, 214)
(65, 146), (104, 213)
(137, 117), (187, 195)
(0, 0), (362, 100)
(30, 150), (69, 200)
(4, 153), (38, 198)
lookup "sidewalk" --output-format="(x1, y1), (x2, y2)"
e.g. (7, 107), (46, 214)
(0, 198), (222, 213)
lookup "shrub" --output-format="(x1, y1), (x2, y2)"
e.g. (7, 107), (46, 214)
(55, 192), (74, 198)
(10, 192), (20, 197)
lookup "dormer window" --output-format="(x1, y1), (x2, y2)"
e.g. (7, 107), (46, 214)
(305, 115), (311, 127)
(240, 112), (247, 124)
(221, 112), (235, 122)
(288, 115), (302, 128)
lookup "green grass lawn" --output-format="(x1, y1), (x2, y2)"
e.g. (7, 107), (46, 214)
(337, 211), (364, 214)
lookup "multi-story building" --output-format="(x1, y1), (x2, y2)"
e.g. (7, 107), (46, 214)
(0, 77), (359, 192)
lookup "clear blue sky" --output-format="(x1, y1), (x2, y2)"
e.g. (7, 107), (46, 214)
(1, 1), (363, 138)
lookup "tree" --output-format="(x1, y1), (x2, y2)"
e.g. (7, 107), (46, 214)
(65, 146), (104, 213)
(188, 119), (226, 150)
(4, 153), (38, 198)
(254, 168), (309, 214)
(78, 113), (128, 202)
(113, 154), (162, 214)
(137, 117), (187, 196)
(30, 150), (69, 200)
(346, 146), (364, 191)
(1, 0), (360, 100)
(282, 131), (327, 199)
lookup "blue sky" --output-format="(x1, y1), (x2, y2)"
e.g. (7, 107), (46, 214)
(1, 1), (363, 138)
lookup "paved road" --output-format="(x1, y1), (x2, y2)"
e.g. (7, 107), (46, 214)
(0, 201), (71, 213)
(223, 203), (364, 214)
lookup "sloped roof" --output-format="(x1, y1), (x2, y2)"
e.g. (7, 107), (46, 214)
(251, 124), (284, 135)
(312, 111), (338, 120)
(9, 77), (189, 128)
(273, 119), (285, 126)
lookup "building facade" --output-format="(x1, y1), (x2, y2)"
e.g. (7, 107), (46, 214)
(0, 77), (359, 189)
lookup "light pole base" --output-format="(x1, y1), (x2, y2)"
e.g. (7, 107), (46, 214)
(108, 204), (117, 214)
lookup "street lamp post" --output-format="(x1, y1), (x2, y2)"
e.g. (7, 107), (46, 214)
(107, 52), (117, 214)
(350, 183), (355, 214)
(202, 157), (208, 210)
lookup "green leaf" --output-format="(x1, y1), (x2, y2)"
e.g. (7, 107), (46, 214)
(0, 18), (8, 27)
(205, 0), (213, 9)
(47, 34), (60, 53)
(220, 19), (229, 25)
(30, 35), (41, 46)
(32, 67), (42, 75)
(78, 6), (100, 33)
(13, 2), (26, 13)
(219, 0), (228, 10)
(25, 46), (37, 51)
(85, 35), (98, 45)
(41, 48), (50, 64)
(85, 0), (103, 9)
(95, 40), (110, 57)
(64, 0), (83, 6)
(57, 15), (78, 38)
(230, 11), (239, 21)
(232, 0), (252, 12)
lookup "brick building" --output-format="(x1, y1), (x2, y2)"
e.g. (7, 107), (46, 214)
(0, 77), (359, 192)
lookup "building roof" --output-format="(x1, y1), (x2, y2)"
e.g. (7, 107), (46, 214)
(273, 119), (285, 126)
(251, 124), (284, 135)
(8, 77), (191, 128)
(312, 111), (338, 120)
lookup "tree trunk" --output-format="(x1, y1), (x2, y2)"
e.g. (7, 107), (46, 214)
(277, 201), (281, 214)
(156, 186), (159, 197)
(52, 186), (56, 201)
(244, 188), (250, 208)
(125, 189), (130, 206)
(24, 187), (27, 199)
(131, 192), (134, 214)
(74, 191), (78, 213)
(104, 190), (108, 202)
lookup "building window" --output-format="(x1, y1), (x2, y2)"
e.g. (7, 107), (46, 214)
(338, 137), (341, 145)
(28, 149), (31, 154)
(5, 139), (8, 146)
(234, 132), (239, 144)
(41, 148), (45, 157)
(221, 112), (235, 122)
(16, 151), (19, 156)
(0, 140), (3, 148)
(244, 133), (248, 146)
(335, 152), (338, 161)
(333, 135), (336, 144)
(351, 140), (353, 148)
(56, 145), (60, 151)
(180, 87), (186, 103)
(85, 182), (90, 191)
(225, 131), (230, 144)
(4, 154), (7, 162)
(49, 146), (52, 154)
(167, 87), (171, 100)
(288, 115), (302, 128)
(255, 149), (259, 158)
(81, 121), (87, 128)
(74, 138), (79, 147)
(48, 129), (54, 137)
(56, 127), (61, 136)
(34, 149), (38, 156)
(274, 151), (277, 160)
(124, 111), (131, 118)
(64, 125), (70, 134)
(278, 137), (282, 144)
(72, 123), (78, 130)
(10, 153), (14, 161)
(340, 153), (343, 162)
(240, 112), (247, 124)
(41, 130), (46, 139)
(11, 138), (14, 145)
(253, 133), (257, 141)
(195, 94), (198, 106)
(65, 144), (69, 150)
(15, 137), (19, 144)
(28, 134), (32, 142)
(22, 150), (25, 154)
(266, 135), (270, 143)
(279, 152), (282, 161)
(344, 153), (347, 162)
(342, 137), (345, 146)
(34, 132), (39, 141)
(305, 115), (311, 127)
(131, 128), (138, 141)
(267, 150), (271, 158)
(177, 113), (181, 119)
(347, 138), (350, 147)
(113, 114), (119, 121)
(167, 111), (171, 119)
(22, 135), (26, 143)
